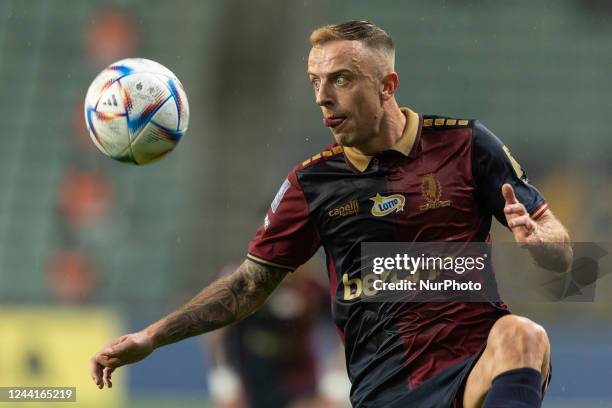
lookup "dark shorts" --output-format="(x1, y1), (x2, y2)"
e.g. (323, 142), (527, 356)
(452, 348), (553, 408)
(377, 352), (480, 408)
(379, 347), (552, 408)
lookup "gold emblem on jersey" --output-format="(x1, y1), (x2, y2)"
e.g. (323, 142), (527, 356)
(419, 173), (451, 211)
(423, 118), (469, 127)
(328, 199), (359, 218)
(502, 145), (528, 183)
(370, 193), (405, 217)
(302, 146), (344, 168)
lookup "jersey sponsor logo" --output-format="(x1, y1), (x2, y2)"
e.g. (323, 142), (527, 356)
(502, 145), (528, 183)
(342, 269), (438, 301)
(328, 199), (359, 218)
(370, 193), (405, 217)
(271, 178), (290, 213)
(343, 271), (394, 301)
(419, 173), (451, 211)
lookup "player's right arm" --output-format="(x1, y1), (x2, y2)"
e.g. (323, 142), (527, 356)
(92, 167), (320, 389)
(90, 259), (288, 389)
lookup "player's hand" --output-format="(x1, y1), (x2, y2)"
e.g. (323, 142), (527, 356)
(502, 183), (542, 246)
(90, 331), (155, 389)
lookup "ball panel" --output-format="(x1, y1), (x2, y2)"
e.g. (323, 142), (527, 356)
(130, 121), (178, 164)
(151, 91), (180, 131)
(104, 62), (135, 77)
(84, 105), (110, 156)
(162, 76), (189, 131)
(120, 73), (171, 140)
(85, 64), (135, 109)
(121, 73), (171, 117)
(128, 95), (172, 144)
(86, 70), (118, 109)
(113, 151), (137, 164)
(96, 81), (127, 115)
(113, 58), (177, 78)
(89, 113), (130, 157)
(149, 119), (185, 141)
(176, 82), (189, 132)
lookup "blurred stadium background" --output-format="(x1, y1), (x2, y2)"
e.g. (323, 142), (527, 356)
(0, 0), (611, 407)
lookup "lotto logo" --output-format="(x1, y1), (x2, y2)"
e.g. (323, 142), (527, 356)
(370, 193), (405, 217)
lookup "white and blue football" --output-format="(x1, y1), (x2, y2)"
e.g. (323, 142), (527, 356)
(84, 58), (189, 164)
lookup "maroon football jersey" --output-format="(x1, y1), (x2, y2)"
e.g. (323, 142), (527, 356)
(248, 108), (547, 406)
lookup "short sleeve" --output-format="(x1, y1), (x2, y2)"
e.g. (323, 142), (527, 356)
(471, 120), (548, 227)
(247, 169), (321, 271)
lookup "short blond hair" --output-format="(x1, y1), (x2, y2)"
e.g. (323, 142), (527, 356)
(310, 20), (395, 72)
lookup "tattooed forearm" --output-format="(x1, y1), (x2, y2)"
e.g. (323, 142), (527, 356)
(146, 259), (289, 348)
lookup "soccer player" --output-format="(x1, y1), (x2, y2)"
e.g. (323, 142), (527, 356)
(91, 21), (572, 408)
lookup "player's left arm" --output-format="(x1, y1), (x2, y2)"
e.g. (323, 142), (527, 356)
(471, 120), (573, 272)
(502, 183), (573, 272)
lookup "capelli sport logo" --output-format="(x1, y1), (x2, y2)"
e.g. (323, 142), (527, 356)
(370, 193), (405, 217)
(328, 199), (359, 218)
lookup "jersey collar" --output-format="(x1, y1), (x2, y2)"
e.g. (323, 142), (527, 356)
(343, 107), (420, 172)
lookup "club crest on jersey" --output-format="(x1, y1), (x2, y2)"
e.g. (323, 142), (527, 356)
(502, 145), (529, 184)
(419, 173), (451, 211)
(370, 193), (405, 217)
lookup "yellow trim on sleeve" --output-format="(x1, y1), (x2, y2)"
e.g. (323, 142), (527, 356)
(247, 254), (296, 271)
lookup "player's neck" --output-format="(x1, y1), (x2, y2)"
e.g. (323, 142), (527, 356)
(354, 101), (406, 156)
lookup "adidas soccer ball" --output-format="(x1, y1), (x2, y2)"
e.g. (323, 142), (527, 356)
(84, 58), (189, 164)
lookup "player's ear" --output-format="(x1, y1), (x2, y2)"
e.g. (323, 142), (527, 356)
(381, 72), (399, 101)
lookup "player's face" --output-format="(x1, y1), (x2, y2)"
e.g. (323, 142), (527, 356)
(307, 41), (384, 148)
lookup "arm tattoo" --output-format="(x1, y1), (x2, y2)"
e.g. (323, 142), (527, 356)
(150, 259), (289, 348)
